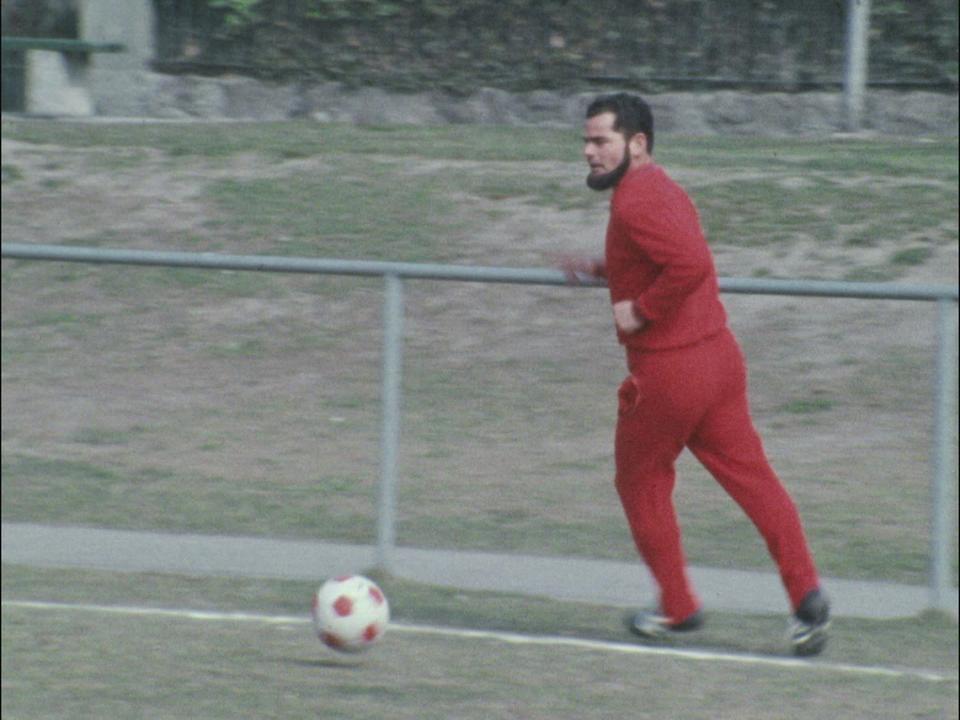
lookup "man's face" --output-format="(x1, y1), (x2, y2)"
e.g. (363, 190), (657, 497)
(583, 112), (631, 191)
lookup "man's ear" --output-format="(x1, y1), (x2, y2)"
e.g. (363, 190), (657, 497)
(629, 132), (649, 160)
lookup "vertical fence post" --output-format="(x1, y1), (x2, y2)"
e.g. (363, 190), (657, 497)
(843, 0), (871, 131)
(377, 273), (404, 573)
(930, 299), (959, 610)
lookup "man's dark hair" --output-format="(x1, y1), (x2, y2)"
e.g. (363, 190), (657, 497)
(586, 93), (655, 153)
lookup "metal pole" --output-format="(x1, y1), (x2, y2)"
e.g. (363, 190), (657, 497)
(930, 299), (959, 610)
(376, 274), (404, 572)
(4, 244), (958, 302)
(843, 0), (871, 131)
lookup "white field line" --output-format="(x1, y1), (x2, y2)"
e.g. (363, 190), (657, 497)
(2, 599), (954, 684)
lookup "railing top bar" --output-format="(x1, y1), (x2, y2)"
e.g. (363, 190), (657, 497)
(2, 243), (958, 302)
(719, 277), (959, 302)
(0, 242), (579, 285)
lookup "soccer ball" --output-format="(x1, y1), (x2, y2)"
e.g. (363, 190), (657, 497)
(311, 575), (390, 653)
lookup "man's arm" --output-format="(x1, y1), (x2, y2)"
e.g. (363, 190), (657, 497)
(619, 194), (713, 322)
(557, 255), (607, 285)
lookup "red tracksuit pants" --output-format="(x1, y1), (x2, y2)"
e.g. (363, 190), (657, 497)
(615, 328), (820, 623)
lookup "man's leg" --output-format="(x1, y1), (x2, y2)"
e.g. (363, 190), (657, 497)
(615, 374), (701, 624)
(688, 389), (821, 610)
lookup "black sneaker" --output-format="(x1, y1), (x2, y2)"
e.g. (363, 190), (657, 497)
(629, 609), (704, 639)
(790, 589), (830, 656)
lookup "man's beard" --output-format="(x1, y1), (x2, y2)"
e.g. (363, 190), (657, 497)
(586, 148), (631, 191)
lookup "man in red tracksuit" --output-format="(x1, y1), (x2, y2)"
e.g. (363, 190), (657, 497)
(566, 93), (830, 656)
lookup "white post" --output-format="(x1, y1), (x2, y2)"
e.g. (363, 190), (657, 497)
(843, 0), (871, 131)
(24, 50), (95, 116)
(930, 299), (959, 611)
(377, 274), (404, 572)
(80, 0), (154, 65)
(79, 0), (156, 115)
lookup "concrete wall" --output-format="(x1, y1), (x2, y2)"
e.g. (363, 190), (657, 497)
(129, 78), (960, 137)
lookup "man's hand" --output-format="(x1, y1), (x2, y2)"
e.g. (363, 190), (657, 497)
(612, 300), (645, 334)
(554, 255), (605, 286)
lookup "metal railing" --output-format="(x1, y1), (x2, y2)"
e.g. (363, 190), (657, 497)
(2, 242), (958, 610)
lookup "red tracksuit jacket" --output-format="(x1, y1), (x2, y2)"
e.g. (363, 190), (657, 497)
(605, 163), (727, 350)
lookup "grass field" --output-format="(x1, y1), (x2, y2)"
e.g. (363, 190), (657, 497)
(1, 119), (958, 717)
(3, 565), (957, 720)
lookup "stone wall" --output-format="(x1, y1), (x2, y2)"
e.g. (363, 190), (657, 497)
(110, 72), (960, 137)
(9, 0), (955, 136)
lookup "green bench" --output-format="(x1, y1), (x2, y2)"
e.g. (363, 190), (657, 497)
(1, 37), (127, 113)
(1, 37), (126, 54)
